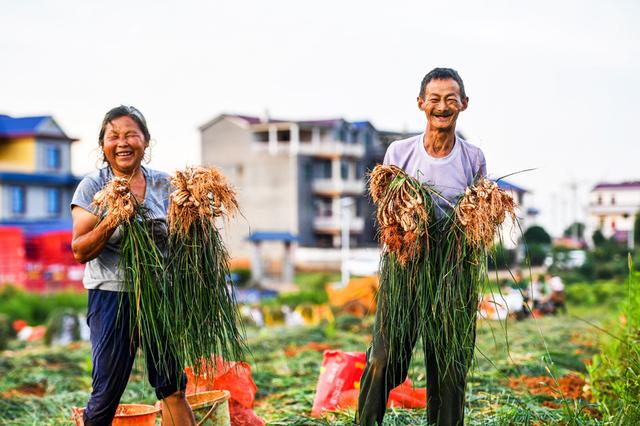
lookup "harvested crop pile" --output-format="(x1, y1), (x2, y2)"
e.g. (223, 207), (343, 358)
(92, 176), (169, 371)
(369, 165), (516, 385)
(369, 164), (431, 265)
(0, 382), (47, 398)
(284, 342), (333, 357)
(508, 374), (589, 400)
(166, 166), (247, 375)
(455, 176), (516, 249)
(92, 167), (247, 378)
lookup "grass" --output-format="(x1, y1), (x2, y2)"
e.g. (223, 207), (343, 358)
(0, 281), (624, 425)
(0, 286), (86, 326)
(587, 263), (640, 424)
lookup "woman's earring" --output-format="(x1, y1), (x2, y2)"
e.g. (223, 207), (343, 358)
(143, 148), (151, 164)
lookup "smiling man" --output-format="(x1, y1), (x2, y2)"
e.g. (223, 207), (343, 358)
(356, 68), (486, 426)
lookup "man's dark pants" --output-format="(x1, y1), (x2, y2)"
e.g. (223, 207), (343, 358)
(83, 289), (187, 426)
(356, 284), (474, 426)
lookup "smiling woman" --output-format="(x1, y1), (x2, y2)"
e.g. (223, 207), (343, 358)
(70, 106), (195, 426)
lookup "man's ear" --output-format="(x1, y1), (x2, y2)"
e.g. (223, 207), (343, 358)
(460, 96), (469, 111)
(417, 96), (426, 111)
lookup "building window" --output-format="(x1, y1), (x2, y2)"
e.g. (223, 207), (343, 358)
(364, 131), (373, 148)
(316, 234), (333, 248)
(299, 129), (313, 143)
(598, 216), (605, 228)
(340, 160), (349, 180)
(47, 188), (62, 216)
(337, 127), (347, 142)
(350, 129), (358, 144)
(10, 186), (26, 215)
(315, 160), (332, 179)
(597, 195), (602, 205)
(304, 162), (313, 181)
(313, 197), (332, 217)
(610, 195), (616, 205)
(46, 145), (62, 170)
(254, 131), (269, 143)
(277, 130), (290, 142)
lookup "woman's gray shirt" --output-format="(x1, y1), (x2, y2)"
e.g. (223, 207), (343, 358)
(70, 166), (171, 292)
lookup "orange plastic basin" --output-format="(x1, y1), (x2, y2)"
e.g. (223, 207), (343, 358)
(72, 404), (160, 426)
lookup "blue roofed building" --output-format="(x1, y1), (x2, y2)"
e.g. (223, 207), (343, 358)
(0, 114), (81, 234)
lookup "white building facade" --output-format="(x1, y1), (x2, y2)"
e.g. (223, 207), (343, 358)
(585, 181), (640, 246)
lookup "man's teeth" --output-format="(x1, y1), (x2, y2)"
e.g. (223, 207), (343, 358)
(116, 152), (132, 156)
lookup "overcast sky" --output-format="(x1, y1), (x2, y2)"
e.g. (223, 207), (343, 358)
(1, 0), (638, 236)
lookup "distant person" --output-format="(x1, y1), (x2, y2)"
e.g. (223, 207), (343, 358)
(511, 270), (531, 319)
(71, 106), (195, 426)
(500, 281), (525, 320)
(357, 68), (486, 426)
(548, 274), (567, 314)
(529, 274), (548, 309)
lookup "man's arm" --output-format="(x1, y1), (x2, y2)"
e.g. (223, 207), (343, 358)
(477, 149), (487, 177)
(382, 143), (394, 166)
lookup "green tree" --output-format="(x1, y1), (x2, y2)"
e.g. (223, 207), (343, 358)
(563, 222), (585, 240)
(523, 225), (552, 245)
(592, 230), (606, 247)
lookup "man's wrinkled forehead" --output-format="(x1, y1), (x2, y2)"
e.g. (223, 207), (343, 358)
(423, 78), (462, 97)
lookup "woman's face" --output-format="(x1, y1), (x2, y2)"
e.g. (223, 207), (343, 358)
(101, 116), (148, 175)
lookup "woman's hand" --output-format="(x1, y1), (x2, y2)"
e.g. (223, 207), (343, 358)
(71, 184), (136, 264)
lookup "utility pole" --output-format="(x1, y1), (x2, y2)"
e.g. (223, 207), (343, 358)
(569, 181), (579, 241)
(628, 216), (635, 251)
(340, 197), (353, 287)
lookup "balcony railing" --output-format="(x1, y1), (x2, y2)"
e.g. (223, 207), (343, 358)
(252, 139), (365, 158)
(298, 142), (365, 158)
(587, 203), (639, 214)
(313, 216), (365, 233)
(312, 179), (364, 195)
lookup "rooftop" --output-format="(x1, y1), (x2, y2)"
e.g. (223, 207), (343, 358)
(228, 114), (346, 128)
(0, 114), (77, 141)
(593, 181), (640, 190)
(497, 179), (527, 193)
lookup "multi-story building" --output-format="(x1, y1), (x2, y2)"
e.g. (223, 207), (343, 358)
(200, 113), (533, 267)
(0, 114), (80, 232)
(585, 181), (640, 245)
(200, 114), (411, 260)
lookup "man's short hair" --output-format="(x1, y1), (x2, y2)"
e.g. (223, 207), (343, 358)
(418, 68), (466, 99)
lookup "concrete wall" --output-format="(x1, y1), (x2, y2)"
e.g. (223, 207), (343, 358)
(0, 137), (36, 172)
(201, 118), (298, 259)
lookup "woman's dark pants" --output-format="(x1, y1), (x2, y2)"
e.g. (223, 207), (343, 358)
(82, 289), (186, 426)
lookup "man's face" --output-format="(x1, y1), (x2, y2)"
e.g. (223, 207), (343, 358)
(417, 78), (468, 131)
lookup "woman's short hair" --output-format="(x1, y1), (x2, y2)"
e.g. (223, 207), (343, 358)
(98, 105), (150, 144)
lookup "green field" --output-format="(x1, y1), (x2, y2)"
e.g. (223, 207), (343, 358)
(0, 280), (634, 425)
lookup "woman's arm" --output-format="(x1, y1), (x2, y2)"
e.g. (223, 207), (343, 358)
(71, 206), (119, 264)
